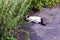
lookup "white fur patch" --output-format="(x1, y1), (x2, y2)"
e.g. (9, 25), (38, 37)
(27, 16), (41, 23)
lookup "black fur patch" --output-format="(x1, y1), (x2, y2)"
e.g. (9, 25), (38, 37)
(27, 15), (29, 18)
(40, 18), (46, 26)
(24, 17), (29, 22)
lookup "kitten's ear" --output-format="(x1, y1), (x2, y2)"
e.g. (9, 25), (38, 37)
(26, 15), (29, 18)
(27, 15), (29, 18)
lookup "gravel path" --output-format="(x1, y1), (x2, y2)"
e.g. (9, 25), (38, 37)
(24, 4), (60, 40)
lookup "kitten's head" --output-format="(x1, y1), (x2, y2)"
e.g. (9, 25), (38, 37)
(26, 15), (29, 18)
(24, 15), (29, 21)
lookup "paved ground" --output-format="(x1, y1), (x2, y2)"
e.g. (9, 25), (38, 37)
(24, 4), (60, 40)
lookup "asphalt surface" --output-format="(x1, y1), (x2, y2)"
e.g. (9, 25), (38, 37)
(25, 5), (60, 40)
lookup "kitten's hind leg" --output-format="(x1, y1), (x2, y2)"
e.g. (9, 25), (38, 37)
(41, 18), (46, 26)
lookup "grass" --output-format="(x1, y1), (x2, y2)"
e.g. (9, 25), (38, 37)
(0, 0), (32, 40)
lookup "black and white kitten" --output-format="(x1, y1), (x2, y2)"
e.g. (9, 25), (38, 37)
(24, 15), (46, 26)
